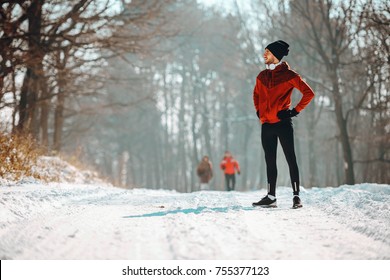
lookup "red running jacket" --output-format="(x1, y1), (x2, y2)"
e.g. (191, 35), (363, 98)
(220, 157), (240, 175)
(253, 62), (315, 124)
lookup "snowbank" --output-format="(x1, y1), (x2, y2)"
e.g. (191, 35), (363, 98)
(305, 184), (390, 246)
(1, 155), (106, 186)
(32, 156), (105, 184)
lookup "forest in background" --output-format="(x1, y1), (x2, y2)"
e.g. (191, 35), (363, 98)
(0, 0), (389, 191)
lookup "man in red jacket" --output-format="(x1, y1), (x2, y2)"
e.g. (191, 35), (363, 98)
(252, 40), (315, 209)
(220, 151), (240, 191)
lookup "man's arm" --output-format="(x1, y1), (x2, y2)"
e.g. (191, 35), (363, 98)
(289, 75), (315, 112)
(235, 160), (240, 174)
(253, 78), (261, 114)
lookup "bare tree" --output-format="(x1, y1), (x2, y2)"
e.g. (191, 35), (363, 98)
(1, 0), (179, 152)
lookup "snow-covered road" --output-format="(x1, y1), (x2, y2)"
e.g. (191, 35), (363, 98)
(0, 183), (389, 259)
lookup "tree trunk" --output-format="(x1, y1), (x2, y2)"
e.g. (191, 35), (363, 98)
(53, 86), (65, 151)
(241, 123), (253, 190)
(17, 0), (44, 140)
(191, 86), (199, 192)
(178, 70), (188, 192)
(331, 71), (355, 184)
(53, 48), (69, 152)
(39, 61), (50, 148)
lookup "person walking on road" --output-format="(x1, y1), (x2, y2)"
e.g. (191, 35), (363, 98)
(197, 156), (213, 190)
(220, 151), (240, 191)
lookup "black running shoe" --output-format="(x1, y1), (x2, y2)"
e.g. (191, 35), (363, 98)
(252, 195), (277, 208)
(292, 195), (302, 209)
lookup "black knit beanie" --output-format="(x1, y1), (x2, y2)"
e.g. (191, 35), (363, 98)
(266, 40), (289, 61)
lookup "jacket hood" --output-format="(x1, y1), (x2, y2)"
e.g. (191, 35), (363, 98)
(269, 61), (290, 72)
(258, 61), (298, 89)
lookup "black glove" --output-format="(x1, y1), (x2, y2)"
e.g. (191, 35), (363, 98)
(237, 171), (240, 175)
(256, 110), (260, 119)
(277, 108), (299, 120)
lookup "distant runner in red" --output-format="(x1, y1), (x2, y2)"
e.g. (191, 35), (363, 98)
(220, 151), (240, 191)
(252, 40), (315, 209)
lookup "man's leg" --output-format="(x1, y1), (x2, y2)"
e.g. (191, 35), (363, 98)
(231, 174), (236, 190)
(225, 174), (231, 191)
(278, 121), (300, 195)
(261, 123), (278, 196)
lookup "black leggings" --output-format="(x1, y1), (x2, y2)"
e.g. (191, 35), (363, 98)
(261, 119), (299, 196)
(225, 174), (235, 191)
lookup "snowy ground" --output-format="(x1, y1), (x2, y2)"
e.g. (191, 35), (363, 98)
(0, 181), (389, 260)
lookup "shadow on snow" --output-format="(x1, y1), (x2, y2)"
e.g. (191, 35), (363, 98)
(123, 205), (256, 218)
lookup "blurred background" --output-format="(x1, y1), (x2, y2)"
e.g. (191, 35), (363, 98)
(0, 0), (389, 191)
